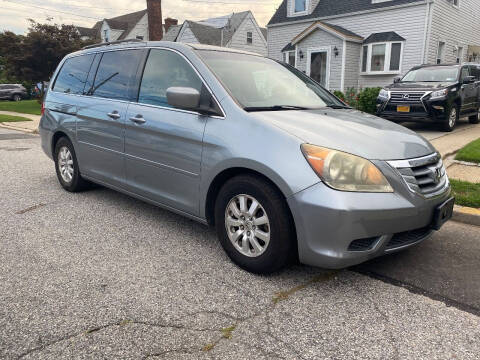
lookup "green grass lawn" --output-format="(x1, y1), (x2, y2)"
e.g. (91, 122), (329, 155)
(451, 179), (480, 208)
(0, 100), (41, 115)
(456, 138), (480, 164)
(0, 114), (33, 123)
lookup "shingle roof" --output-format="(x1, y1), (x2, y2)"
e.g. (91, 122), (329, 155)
(268, 0), (424, 26)
(163, 24), (182, 41)
(260, 28), (267, 40)
(76, 26), (96, 37)
(185, 21), (223, 46)
(363, 31), (406, 44)
(290, 21), (363, 45)
(281, 43), (295, 52)
(324, 23), (362, 39)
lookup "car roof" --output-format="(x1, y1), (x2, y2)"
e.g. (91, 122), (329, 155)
(410, 63), (462, 71)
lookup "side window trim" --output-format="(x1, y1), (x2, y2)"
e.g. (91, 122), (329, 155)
(135, 47), (225, 118)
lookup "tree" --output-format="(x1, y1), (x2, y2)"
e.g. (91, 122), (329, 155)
(0, 20), (93, 95)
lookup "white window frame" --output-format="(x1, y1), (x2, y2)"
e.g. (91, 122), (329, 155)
(437, 41), (446, 64)
(290, 0), (310, 16)
(283, 50), (297, 67)
(456, 46), (464, 64)
(360, 41), (404, 75)
(451, 0), (460, 8)
(246, 31), (253, 45)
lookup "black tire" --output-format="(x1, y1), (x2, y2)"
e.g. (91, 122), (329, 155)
(469, 109), (480, 124)
(441, 105), (459, 132)
(12, 94), (21, 102)
(214, 174), (296, 274)
(54, 137), (90, 192)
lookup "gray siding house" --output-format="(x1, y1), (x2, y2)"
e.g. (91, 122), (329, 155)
(268, 0), (480, 91)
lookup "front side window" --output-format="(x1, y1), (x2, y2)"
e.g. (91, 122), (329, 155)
(401, 66), (459, 83)
(138, 49), (203, 108)
(294, 0), (307, 13)
(53, 54), (95, 95)
(361, 42), (403, 74)
(90, 50), (143, 101)
(198, 50), (344, 110)
(460, 67), (470, 80)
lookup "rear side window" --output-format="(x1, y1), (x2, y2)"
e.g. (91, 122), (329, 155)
(469, 65), (480, 80)
(460, 67), (470, 80)
(90, 50), (143, 101)
(138, 49), (203, 108)
(53, 55), (95, 94)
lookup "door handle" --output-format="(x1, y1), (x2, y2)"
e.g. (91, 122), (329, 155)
(107, 111), (121, 120)
(129, 115), (146, 125)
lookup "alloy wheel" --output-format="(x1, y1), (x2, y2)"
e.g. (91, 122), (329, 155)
(225, 194), (271, 258)
(58, 146), (74, 183)
(449, 107), (457, 128)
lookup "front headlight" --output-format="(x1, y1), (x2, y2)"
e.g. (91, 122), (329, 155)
(430, 88), (448, 99)
(301, 144), (393, 193)
(378, 89), (389, 99)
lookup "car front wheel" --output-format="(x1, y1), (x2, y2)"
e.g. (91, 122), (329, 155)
(12, 94), (21, 102)
(442, 105), (458, 132)
(214, 175), (296, 274)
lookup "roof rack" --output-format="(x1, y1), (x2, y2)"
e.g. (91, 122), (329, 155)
(82, 39), (145, 50)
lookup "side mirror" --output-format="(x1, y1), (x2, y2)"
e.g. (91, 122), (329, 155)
(167, 87), (201, 111)
(463, 76), (476, 84)
(393, 77), (402, 84)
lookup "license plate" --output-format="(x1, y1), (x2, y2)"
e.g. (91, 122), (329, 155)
(432, 197), (455, 230)
(397, 105), (410, 113)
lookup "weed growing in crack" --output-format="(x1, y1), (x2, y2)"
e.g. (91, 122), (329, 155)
(221, 325), (236, 339)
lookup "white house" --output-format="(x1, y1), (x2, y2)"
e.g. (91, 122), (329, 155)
(164, 11), (268, 56)
(267, 0), (480, 91)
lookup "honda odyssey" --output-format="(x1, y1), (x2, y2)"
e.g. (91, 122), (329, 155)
(39, 41), (454, 274)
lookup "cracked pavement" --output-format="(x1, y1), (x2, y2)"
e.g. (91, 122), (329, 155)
(1, 127), (480, 359)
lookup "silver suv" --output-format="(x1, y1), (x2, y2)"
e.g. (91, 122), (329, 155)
(39, 41), (454, 274)
(0, 84), (27, 101)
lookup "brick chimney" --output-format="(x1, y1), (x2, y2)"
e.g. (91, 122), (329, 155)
(147, 0), (163, 41)
(164, 18), (178, 35)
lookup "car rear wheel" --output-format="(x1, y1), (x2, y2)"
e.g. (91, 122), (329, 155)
(469, 108), (480, 124)
(54, 137), (90, 192)
(12, 94), (21, 102)
(442, 105), (458, 132)
(214, 175), (296, 274)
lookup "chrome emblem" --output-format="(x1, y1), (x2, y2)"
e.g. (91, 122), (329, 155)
(434, 168), (442, 183)
(403, 94), (410, 99)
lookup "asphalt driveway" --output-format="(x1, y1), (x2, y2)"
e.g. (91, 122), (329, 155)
(1, 127), (479, 359)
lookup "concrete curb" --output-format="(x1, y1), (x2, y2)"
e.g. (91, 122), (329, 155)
(453, 205), (480, 227)
(0, 122), (38, 134)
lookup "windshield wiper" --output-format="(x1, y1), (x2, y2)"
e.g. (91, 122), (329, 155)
(325, 104), (351, 109)
(243, 105), (310, 112)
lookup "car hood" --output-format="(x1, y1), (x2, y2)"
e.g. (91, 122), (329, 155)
(385, 82), (455, 91)
(252, 108), (436, 161)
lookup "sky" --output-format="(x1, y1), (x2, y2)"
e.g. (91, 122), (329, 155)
(1, 0), (283, 34)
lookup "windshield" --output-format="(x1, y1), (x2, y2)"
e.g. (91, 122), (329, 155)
(197, 50), (345, 111)
(402, 66), (459, 83)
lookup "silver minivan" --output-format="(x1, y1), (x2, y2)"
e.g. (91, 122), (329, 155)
(40, 41), (454, 274)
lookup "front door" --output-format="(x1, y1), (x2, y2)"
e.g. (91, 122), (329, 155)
(124, 48), (209, 216)
(309, 50), (329, 88)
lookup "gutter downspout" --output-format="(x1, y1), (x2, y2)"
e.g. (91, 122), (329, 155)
(421, 0), (434, 64)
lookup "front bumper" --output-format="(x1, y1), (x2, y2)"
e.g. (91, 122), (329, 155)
(287, 180), (451, 269)
(376, 97), (450, 123)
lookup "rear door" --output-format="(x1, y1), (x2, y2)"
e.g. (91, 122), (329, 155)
(0, 85), (7, 99)
(469, 65), (480, 110)
(76, 49), (144, 188)
(124, 48), (214, 215)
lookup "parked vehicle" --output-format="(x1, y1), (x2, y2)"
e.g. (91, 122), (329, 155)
(0, 84), (27, 101)
(376, 64), (480, 132)
(39, 41), (454, 274)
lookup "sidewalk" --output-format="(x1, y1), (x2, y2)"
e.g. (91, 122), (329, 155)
(0, 111), (40, 134)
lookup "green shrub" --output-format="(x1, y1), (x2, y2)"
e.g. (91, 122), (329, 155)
(357, 87), (381, 114)
(333, 90), (345, 101)
(343, 87), (359, 108)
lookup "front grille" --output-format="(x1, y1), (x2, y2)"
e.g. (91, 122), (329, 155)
(388, 153), (449, 197)
(348, 237), (379, 252)
(389, 92), (426, 104)
(386, 227), (432, 250)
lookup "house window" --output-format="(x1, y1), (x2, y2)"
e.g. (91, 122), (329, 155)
(457, 46), (464, 64)
(291, 0), (309, 15)
(136, 36), (144, 40)
(104, 29), (109, 43)
(361, 42), (404, 74)
(247, 32), (253, 45)
(452, 0), (460, 8)
(437, 41), (445, 64)
(284, 51), (296, 66)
